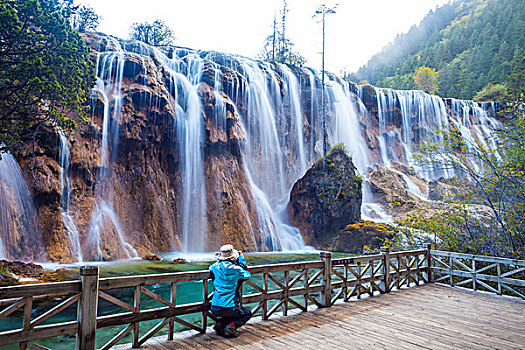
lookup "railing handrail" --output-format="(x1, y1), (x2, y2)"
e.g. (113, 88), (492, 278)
(0, 247), (432, 349)
(431, 250), (525, 267)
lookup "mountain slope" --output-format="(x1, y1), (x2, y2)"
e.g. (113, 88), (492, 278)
(353, 0), (525, 99)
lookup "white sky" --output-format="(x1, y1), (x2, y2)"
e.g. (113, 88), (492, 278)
(78, 0), (451, 74)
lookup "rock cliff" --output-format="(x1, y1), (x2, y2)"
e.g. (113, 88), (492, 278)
(288, 145), (362, 248)
(0, 33), (503, 262)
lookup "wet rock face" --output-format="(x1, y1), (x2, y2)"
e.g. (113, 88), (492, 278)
(288, 146), (362, 247)
(12, 33), (259, 262)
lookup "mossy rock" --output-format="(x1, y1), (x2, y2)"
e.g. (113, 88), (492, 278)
(288, 144), (362, 247)
(334, 220), (397, 253)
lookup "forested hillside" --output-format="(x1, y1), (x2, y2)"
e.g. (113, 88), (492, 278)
(353, 0), (525, 100)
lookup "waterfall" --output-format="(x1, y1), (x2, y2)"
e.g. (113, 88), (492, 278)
(87, 37), (138, 260)
(149, 48), (208, 253)
(234, 58), (307, 250)
(17, 35), (499, 259)
(57, 127), (83, 262)
(0, 151), (44, 261)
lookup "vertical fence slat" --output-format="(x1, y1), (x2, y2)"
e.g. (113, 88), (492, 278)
(381, 247), (390, 293)
(449, 256), (454, 286)
(76, 266), (99, 350)
(262, 273), (268, 320)
(473, 260), (477, 291)
(283, 270), (289, 316)
(168, 282), (177, 341)
(304, 268), (309, 309)
(19, 296), (33, 350)
(132, 285), (141, 348)
(320, 252), (332, 307)
(497, 263), (502, 295)
(201, 279), (208, 333)
(426, 243), (432, 283)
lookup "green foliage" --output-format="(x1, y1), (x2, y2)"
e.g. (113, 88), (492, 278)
(130, 19), (175, 46)
(70, 4), (100, 32)
(0, 0), (95, 153)
(259, 29), (306, 67)
(258, 1), (306, 67)
(402, 89), (525, 259)
(413, 66), (439, 93)
(473, 83), (507, 102)
(355, 0), (525, 100)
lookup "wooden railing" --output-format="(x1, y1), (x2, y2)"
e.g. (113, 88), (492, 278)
(0, 246), (431, 349)
(430, 250), (525, 299)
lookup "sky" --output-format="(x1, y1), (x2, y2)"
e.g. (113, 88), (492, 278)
(78, 0), (451, 75)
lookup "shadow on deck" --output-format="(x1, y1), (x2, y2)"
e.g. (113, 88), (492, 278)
(115, 284), (525, 349)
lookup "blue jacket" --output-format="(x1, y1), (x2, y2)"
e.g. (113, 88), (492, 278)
(209, 255), (250, 308)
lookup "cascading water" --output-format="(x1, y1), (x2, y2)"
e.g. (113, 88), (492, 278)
(6, 34), (501, 261)
(234, 58), (308, 251)
(57, 127), (83, 262)
(146, 48), (208, 253)
(87, 37), (138, 260)
(86, 38), (500, 253)
(0, 151), (44, 261)
(372, 87), (500, 182)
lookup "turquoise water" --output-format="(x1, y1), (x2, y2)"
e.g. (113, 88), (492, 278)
(0, 252), (332, 349)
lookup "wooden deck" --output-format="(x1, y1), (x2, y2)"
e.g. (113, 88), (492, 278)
(115, 284), (525, 350)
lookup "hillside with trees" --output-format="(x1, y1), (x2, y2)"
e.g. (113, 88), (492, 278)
(353, 0), (525, 100)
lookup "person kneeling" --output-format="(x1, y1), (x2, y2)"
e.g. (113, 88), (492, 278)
(209, 244), (252, 337)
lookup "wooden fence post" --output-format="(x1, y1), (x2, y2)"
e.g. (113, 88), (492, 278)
(426, 243), (432, 283)
(76, 266), (99, 350)
(380, 247), (390, 293)
(320, 251), (332, 307)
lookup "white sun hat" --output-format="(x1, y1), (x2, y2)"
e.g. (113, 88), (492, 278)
(215, 244), (239, 261)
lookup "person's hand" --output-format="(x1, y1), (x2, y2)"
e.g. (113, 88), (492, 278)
(238, 251), (243, 256)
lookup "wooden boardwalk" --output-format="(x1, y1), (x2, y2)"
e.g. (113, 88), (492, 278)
(115, 284), (525, 350)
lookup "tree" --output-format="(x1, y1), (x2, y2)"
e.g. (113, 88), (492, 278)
(130, 20), (175, 46)
(0, 0), (95, 154)
(401, 85), (525, 258)
(314, 3), (337, 166)
(71, 5), (100, 32)
(413, 66), (439, 94)
(473, 83), (507, 102)
(259, 1), (306, 66)
(259, 34), (306, 66)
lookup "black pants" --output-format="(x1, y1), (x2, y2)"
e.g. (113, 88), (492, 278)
(210, 305), (252, 329)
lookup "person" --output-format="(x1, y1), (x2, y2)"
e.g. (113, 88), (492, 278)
(209, 244), (252, 337)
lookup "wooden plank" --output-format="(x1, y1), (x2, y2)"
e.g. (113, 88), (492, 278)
(266, 299), (285, 319)
(0, 297), (25, 321)
(431, 250), (525, 267)
(0, 281), (81, 300)
(242, 285), (324, 304)
(99, 291), (135, 312)
(0, 321), (78, 346)
(432, 267), (525, 287)
(267, 273), (285, 290)
(98, 270), (211, 290)
(332, 254), (383, 265)
(30, 293), (81, 327)
(96, 302), (205, 329)
(77, 266), (98, 350)
(245, 280), (264, 293)
(288, 268), (307, 288)
(138, 317), (171, 346)
(133, 285), (141, 348)
(249, 261), (323, 275)
(141, 286), (171, 307)
(172, 316), (203, 333)
(99, 324), (134, 350)
(26, 342), (50, 350)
